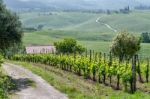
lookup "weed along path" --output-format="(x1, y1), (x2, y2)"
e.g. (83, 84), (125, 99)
(3, 63), (68, 99)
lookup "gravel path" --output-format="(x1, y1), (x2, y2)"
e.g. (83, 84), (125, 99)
(3, 63), (68, 99)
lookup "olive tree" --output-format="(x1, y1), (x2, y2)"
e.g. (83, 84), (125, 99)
(0, 0), (23, 54)
(110, 32), (141, 61)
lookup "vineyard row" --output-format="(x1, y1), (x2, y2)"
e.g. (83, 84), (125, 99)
(12, 52), (149, 93)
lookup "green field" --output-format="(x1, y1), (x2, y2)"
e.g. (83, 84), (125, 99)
(21, 10), (150, 57)
(23, 30), (150, 57)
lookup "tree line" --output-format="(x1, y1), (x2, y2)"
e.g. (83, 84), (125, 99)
(141, 32), (150, 43)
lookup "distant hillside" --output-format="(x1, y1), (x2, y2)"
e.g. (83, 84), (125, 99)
(4, 0), (145, 11)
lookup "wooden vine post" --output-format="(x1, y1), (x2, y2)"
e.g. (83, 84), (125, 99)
(60, 54), (63, 69)
(103, 53), (106, 84)
(92, 50), (95, 59)
(89, 50), (92, 62)
(99, 52), (102, 62)
(85, 49), (88, 57)
(131, 55), (137, 93)
(86, 49), (92, 79)
(116, 59), (120, 90)
(73, 50), (76, 72)
(146, 58), (149, 83)
(98, 52), (102, 83)
(95, 51), (98, 60)
(109, 52), (112, 86)
(78, 55), (82, 76)
(137, 55), (143, 83)
(92, 52), (98, 81)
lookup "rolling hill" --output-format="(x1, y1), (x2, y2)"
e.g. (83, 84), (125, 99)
(20, 11), (150, 34)
(20, 11), (150, 57)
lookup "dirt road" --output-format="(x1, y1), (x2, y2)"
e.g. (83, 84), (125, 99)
(3, 63), (68, 99)
(96, 17), (117, 33)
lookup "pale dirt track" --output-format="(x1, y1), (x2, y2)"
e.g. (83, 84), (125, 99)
(96, 17), (117, 33)
(2, 63), (68, 99)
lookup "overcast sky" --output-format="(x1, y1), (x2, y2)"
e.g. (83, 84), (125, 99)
(18, 0), (149, 2)
(5, 0), (150, 10)
(18, 0), (150, 4)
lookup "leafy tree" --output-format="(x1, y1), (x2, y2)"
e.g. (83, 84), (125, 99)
(0, 0), (23, 53)
(110, 32), (141, 61)
(75, 45), (85, 54)
(54, 38), (85, 54)
(4, 43), (25, 59)
(37, 24), (44, 30)
(141, 32), (150, 43)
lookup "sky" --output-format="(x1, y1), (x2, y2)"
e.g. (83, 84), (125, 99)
(17, 0), (150, 5)
(5, 0), (150, 10)
(18, 0), (149, 2)
(18, 0), (150, 3)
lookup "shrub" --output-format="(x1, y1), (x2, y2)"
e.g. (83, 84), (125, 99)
(110, 32), (141, 61)
(54, 38), (85, 54)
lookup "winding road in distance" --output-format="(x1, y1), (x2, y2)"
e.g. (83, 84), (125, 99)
(96, 17), (117, 33)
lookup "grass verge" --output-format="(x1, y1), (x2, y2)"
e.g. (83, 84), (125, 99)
(0, 67), (16, 99)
